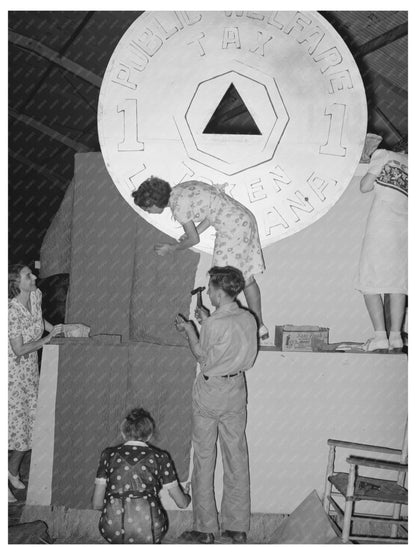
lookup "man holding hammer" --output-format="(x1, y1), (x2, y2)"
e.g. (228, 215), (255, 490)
(175, 266), (258, 544)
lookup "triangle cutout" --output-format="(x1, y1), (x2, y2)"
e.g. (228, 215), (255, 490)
(203, 83), (261, 135)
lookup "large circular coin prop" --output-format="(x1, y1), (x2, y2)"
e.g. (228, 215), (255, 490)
(98, 11), (367, 252)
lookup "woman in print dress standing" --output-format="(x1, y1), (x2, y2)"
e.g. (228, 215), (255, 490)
(132, 177), (269, 341)
(92, 407), (191, 544)
(8, 264), (63, 502)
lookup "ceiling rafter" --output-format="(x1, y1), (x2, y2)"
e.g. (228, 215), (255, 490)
(355, 22), (407, 58)
(9, 149), (68, 186)
(374, 106), (404, 140)
(9, 108), (90, 152)
(370, 70), (407, 100)
(9, 30), (102, 88)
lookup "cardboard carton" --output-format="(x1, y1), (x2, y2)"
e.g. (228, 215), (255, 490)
(275, 325), (329, 352)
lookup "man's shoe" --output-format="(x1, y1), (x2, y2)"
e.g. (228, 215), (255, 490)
(180, 530), (215, 544)
(221, 530), (247, 543)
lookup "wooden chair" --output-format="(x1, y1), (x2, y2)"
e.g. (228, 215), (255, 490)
(323, 421), (408, 543)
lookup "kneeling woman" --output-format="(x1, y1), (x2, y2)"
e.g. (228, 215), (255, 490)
(132, 177), (269, 340)
(92, 408), (191, 544)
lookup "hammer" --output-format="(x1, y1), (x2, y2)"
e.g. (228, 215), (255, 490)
(191, 286), (205, 308)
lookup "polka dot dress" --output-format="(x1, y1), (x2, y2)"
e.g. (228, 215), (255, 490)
(96, 442), (177, 544)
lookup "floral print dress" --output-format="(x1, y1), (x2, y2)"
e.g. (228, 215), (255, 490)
(169, 181), (265, 280)
(95, 441), (178, 544)
(8, 288), (44, 451)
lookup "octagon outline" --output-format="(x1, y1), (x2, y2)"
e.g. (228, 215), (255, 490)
(176, 65), (289, 176)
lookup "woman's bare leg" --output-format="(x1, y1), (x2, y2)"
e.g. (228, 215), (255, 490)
(9, 450), (25, 477)
(364, 293), (386, 331)
(388, 293), (406, 349)
(388, 293), (406, 332)
(362, 293), (389, 350)
(243, 279), (266, 333)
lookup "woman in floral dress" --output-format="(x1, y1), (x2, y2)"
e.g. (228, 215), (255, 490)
(357, 140), (408, 352)
(8, 264), (63, 502)
(132, 177), (269, 340)
(92, 407), (191, 544)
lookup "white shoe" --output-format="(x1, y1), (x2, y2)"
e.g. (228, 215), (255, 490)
(8, 487), (17, 503)
(259, 325), (273, 346)
(361, 337), (389, 352)
(8, 470), (25, 489)
(389, 338), (403, 351)
(258, 325), (270, 340)
(260, 336), (274, 346)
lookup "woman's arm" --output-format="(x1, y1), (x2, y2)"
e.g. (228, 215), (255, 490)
(9, 324), (64, 357)
(178, 218), (211, 242)
(360, 172), (378, 193)
(168, 482), (191, 509)
(92, 482), (106, 510)
(154, 221), (200, 255)
(195, 217), (211, 235)
(44, 319), (54, 333)
(173, 221), (200, 251)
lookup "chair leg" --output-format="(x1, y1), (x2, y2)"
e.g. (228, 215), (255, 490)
(323, 446), (336, 513)
(342, 463), (356, 543)
(342, 500), (354, 542)
(390, 503), (402, 538)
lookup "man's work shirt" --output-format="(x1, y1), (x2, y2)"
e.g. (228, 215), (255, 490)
(199, 302), (258, 377)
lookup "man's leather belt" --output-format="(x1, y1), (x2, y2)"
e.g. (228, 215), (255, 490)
(203, 371), (242, 381)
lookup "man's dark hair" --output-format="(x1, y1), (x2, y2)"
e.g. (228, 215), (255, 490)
(208, 266), (245, 298)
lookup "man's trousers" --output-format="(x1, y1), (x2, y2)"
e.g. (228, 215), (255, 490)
(191, 371), (250, 533)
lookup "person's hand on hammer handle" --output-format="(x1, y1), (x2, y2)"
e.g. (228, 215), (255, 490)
(195, 306), (210, 324)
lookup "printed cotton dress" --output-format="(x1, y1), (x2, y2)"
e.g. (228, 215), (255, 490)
(95, 441), (178, 544)
(169, 181), (265, 280)
(357, 149), (408, 294)
(8, 288), (44, 451)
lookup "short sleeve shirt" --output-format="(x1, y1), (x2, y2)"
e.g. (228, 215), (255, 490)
(200, 303), (258, 377)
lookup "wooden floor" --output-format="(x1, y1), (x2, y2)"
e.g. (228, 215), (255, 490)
(10, 452), (406, 544)
(9, 451), (279, 544)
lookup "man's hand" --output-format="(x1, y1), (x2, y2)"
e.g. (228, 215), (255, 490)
(195, 306), (210, 324)
(175, 315), (204, 363)
(175, 314), (194, 334)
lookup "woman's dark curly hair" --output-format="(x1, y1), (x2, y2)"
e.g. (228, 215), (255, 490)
(208, 266), (245, 298)
(8, 263), (29, 299)
(121, 407), (155, 441)
(132, 176), (172, 209)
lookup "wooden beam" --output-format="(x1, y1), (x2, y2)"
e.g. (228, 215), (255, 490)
(9, 30), (102, 88)
(371, 71), (407, 101)
(9, 149), (68, 186)
(374, 106), (404, 140)
(355, 22), (407, 58)
(9, 108), (90, 152)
